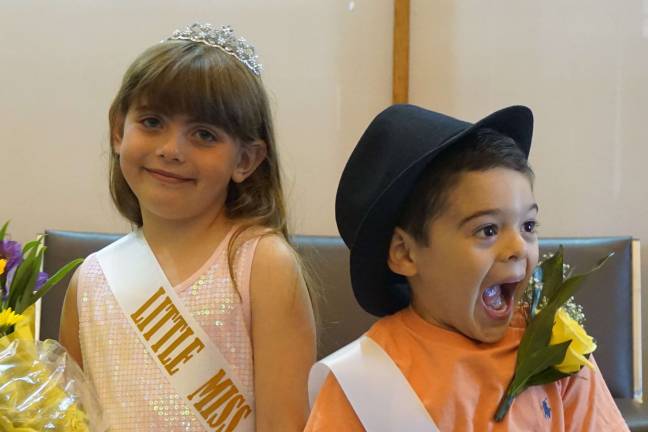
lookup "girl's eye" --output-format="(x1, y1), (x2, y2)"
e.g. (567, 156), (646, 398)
(523, 220), (539, 233)
(141, 117), (161, 129)
(195, 129), (217, 142)
(476, 224), (499, 238)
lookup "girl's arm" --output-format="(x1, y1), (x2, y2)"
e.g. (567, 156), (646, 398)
(250, 235), (316, 431)
(59, 268), (84, 369)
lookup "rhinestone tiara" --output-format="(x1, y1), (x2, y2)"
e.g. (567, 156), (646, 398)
(166, 23), (262, 76)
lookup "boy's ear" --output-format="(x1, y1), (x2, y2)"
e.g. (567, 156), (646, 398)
(232, 140), (267, 183)
(387, 227), (418, 277)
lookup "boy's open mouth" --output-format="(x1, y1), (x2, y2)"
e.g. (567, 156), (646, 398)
(481, 281), (519, 320)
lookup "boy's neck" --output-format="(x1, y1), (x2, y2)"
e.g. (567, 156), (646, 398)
(410, 300), (450, 331)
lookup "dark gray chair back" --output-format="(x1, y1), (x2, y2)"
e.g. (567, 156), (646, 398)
(42, 231), (639, 402)
(539, 237), (638, 400)
(42, 230), (122, 340)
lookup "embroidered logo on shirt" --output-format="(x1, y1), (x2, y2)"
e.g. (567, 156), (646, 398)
(541, 398), (552, 419)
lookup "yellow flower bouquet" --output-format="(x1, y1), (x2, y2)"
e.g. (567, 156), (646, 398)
(0, 222), (107, 431)
(494, 246), (610, 421)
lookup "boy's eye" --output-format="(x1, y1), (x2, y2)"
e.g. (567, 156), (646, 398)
(476, 224), (499, 238)
(523, 220), (538, 233)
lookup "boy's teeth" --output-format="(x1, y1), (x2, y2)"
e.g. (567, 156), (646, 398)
(483, 285), (505, 310)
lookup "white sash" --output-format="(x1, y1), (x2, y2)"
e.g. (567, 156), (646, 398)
(96, 231), (254, 432)
(309, 336), (438, 432)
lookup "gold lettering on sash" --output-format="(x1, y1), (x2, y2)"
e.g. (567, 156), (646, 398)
(188, 369), (251, 431)
(143, 301), (180, 341)
(207, 394), (245, 429)
(134, 295), (173, 332)
(151, 316), (188, 352)
(164, 337), (205, 375)
(131, 286), (166, 327)
(117, 247), (254, 430)
(130, 287), (204, 377)
(226, 405), (253, 432)
(158, 326), (194, 363)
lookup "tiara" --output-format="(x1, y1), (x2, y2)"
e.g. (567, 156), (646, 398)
(166, 23), (262, 76)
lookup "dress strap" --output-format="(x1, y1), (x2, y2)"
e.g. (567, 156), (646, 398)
(235, 235), (261, 333)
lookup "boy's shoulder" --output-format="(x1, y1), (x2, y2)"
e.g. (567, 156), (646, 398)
(365, 307), (527, 370)
(364, 308), (424, 353)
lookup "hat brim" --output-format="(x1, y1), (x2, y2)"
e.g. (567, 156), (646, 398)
(349, 105), (533, 316)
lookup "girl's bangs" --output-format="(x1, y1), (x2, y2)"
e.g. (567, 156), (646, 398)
(129, 45), (255, 139)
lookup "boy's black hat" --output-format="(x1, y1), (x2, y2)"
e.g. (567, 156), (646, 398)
(335, 104), (533, 317)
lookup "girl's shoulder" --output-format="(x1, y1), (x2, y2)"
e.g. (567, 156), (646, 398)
(232, 225), (297, 266)
(75, 252), (102, 284)
(245, 227), (306, 302)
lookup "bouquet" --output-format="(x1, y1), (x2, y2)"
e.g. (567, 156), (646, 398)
(494, 246), (611, 421)
(0, 221), (107, 431)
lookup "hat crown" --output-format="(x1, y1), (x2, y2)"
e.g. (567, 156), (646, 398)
(335, 104), (533, 316)
(336, 105), (471, 248)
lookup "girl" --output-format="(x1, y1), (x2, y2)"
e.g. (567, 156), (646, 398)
(59, 23), (316, 431)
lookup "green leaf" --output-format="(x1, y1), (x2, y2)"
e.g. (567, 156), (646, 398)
(514, 341), (571, 389)
(494, 394), (516, 421)
(6, 253), (38, 309)
(0, 221), (9, 241)
(518, 250), (612, 361)
(539, 246), (564, 302)
(547, 252), (613, 312)
(6, 244), (45, 310)
(518, 301), (559, 361)
(28, 258), (84, 307)
(525, 367), (571, 387)
(13, 249), (45, 314)
(21, 239), (41, 255)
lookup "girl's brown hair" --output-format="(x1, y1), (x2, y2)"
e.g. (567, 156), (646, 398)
(108, 40), (311, 303)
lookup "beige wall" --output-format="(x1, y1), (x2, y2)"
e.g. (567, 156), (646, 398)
(2, 1), (646, 280)
(0, 0), (392, 244)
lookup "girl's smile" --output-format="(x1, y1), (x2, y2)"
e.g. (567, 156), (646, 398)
(113, 108), (244, 223)
(144, 167), (195, 184)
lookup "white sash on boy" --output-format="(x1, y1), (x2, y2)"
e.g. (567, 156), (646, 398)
(309, 336), (438, 432)
(97, 230), (254, 432)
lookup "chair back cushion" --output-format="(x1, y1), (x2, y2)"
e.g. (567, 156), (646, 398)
(539, 237), (634, 399)
(43, 231), (635, 399)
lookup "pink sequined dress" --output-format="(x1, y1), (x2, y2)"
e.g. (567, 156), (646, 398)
(77, 228), (257, 431)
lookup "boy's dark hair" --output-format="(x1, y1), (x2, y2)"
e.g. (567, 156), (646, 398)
(398, 128), (534, 245)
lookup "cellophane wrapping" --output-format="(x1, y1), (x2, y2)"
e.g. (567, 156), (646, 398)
(0, 306), (107, 431)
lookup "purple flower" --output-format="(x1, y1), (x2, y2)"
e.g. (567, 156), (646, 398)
(0, 240), (22, 273)
(35, 271), (48, 291)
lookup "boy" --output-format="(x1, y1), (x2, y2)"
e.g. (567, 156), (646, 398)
(305, 105), (628, 431)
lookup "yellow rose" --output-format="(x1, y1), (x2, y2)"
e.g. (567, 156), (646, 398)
(549, 308), (597, 374)
(0, 259), (6, 276)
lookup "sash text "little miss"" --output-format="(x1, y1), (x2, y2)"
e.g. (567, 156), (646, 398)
(131, 287), (252, 431)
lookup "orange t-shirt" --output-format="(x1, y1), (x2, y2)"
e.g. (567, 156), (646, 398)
(306, 307), (628, 431)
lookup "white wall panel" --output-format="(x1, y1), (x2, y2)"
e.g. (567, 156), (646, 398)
(0, 0), (392, 242)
